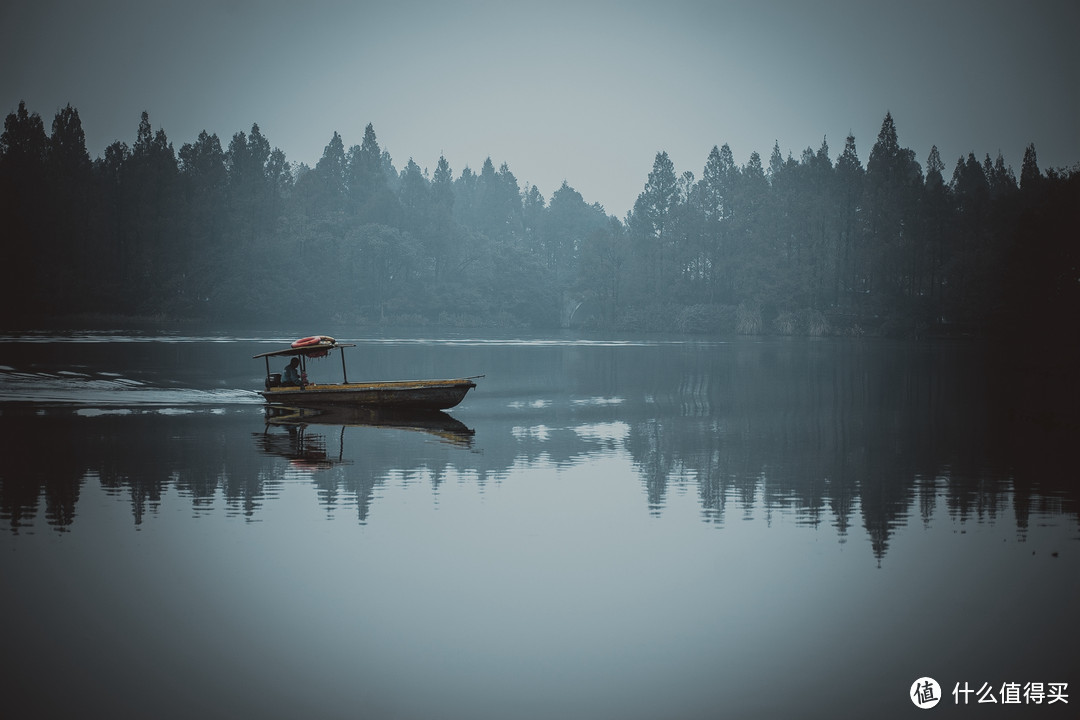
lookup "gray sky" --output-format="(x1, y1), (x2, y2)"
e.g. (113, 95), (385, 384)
(2, 0), (1077, 217)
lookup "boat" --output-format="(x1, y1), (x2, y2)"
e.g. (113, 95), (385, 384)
(253, 336), (480, 411)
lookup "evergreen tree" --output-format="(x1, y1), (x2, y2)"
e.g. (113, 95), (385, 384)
(544, 181), (604, 290)
(1020, 143), (1041, 191)
(865, 112), (923, 299)
(637, 151), (679, 237)
(432, 155), (454, 214)
(696, 145), (737, 301)
(734, 150), (770, 300)
(834, 133), (865, 304)
(178, 130), (228, 303)
(303, 131), (346, 217)
(925, 145), (945, 191)
(701, 144), (736, 221)
(951, 153), (989, 210)
(921, 145), (952, 302)
(94, 139), (131, 289)
(470, 158), (522, 243)
(0, 100), (48, 169)
(988, 152), (1017, 197)
(120, 112), (180, 307)
(398, 157), (429, 237)
(427, 155), (457, 282)
(497, 163), (523, 238)
(631, 151), (679, 299)
(948, 153), (991, 316)
(48, 104), (91, 179)
(521, 183), (545, 245)
(347, 123), (390, 215)
(225, 130), (255, 235)
(453, 165), (478, 227)
(265, 147), (292, 221)
(768, 141), (784, 182)
(0, 102), (49, 317)
(44, 105), (94, 308)
(578, 217), (628, 326)
(803, 137), (837, 309)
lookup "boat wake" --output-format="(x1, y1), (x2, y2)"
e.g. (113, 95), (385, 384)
(0, 367), (263, 410)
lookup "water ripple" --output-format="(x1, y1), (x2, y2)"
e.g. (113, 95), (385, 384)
(0, 369), (262, 407)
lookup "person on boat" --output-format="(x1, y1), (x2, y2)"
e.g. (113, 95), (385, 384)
(283, 357), (303, 386)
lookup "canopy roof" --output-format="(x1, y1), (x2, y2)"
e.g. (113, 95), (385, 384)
(253, 342), (355, 360)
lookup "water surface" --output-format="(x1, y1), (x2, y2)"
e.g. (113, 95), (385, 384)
(1, 331), (1076, 719)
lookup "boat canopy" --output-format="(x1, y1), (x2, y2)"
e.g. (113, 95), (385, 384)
(253, 343), (356, 360)
(255, 338), (357, 385)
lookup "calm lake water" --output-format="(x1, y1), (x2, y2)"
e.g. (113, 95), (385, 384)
(1, 330), (1076, 719)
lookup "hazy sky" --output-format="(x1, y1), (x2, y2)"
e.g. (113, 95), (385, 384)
(3, 0), (1077, 217)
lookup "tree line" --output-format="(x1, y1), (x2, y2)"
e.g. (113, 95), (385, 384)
(1, 101), (1076, 336)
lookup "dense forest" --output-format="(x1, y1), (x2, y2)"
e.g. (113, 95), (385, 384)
(1, 101), (1077, 337)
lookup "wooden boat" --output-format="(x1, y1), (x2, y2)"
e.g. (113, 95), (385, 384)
(254, 336), (480, 411)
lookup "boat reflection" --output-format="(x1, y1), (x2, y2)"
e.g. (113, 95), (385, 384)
(258, 405), (476, 458)
(254, 421), (347, 472)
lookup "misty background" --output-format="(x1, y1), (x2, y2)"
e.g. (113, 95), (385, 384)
(3, 0), (1077, 218)
(1, 0), (1077, 337)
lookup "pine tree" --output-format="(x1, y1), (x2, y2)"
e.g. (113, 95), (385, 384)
(347, 123), (386, 205)
(925, 145), (945, 191)
(1020, 143), (1041, 191)
(865, 112), (923, 297)
(313, 131), (346, 214)
(0, 102), (49, 316)
(834, 134), (865, 303)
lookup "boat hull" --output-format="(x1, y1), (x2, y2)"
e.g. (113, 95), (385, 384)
(260, 378), (476, 411)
